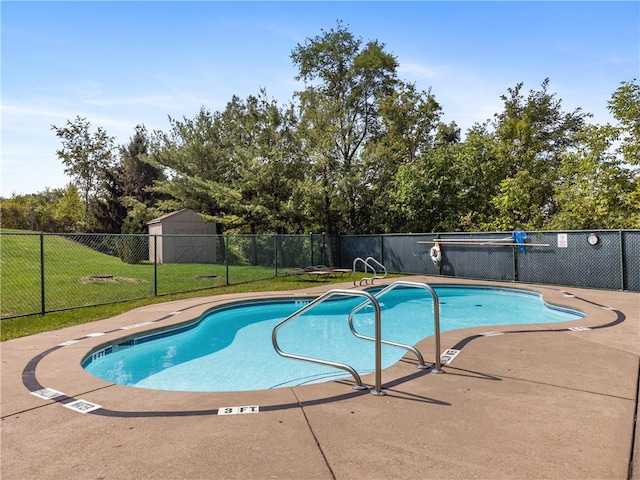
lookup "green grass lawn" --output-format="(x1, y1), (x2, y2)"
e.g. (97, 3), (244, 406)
(1, 232), (276, 318)
(1, 230), (389, 341)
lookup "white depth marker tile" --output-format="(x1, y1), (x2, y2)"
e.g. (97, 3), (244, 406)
(440, 349), (460, 365)
(31, 388), (65, 400)
(64, 400), (102, 413)
(120, 324), (142, 330)
(482, 331), (504, 337)
(218, 405), (260, 415)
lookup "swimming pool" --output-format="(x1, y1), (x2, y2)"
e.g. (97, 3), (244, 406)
(83, 285), (583, 392)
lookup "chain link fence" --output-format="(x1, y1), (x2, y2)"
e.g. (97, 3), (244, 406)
(2, 230), (637, 319)
(340, 230), (640, 292)
(1, 232), (326, 319)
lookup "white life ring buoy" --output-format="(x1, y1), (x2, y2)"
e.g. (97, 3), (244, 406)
(430, 243), (442, 265)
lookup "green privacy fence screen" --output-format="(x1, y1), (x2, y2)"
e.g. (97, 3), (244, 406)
(1, 230), (637, 319)
(339, 230), (640, 293)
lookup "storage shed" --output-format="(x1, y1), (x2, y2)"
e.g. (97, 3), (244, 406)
(147, 209), (217, 264)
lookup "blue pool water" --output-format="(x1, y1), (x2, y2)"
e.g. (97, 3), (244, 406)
(83, 286), (583, 392)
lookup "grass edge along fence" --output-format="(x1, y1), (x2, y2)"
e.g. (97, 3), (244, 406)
(2, 230), (638, 320)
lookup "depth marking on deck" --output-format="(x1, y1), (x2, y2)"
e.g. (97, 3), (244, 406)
(30, 388), (65, 400)
(86, 333), (105, 337)
(568, 326), (592, 331)
(64, 400), (102, 414)
(169, 311), (182, 316)
(58, 340), (80, 346)
(120, 321), (155, 330)
(481, 331), (504, 337)
(120, 324), (142, 330)
(440, 349), (460, 365)
(217, 405), (260, 415)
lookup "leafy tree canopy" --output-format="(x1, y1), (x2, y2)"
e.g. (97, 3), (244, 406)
(21, 26), (637, 236)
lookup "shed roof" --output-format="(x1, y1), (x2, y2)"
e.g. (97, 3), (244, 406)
(147, 208), (201, 225)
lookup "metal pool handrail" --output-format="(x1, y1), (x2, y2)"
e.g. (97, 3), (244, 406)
(352, 257), (373, 286)
(272, 289), (387, 395)
(352, 257), (387, 286)
(348, 281), (444, 374)
(365, 257), (387, 279)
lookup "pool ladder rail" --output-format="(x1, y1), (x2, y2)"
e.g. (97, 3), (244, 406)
(271, 281), (443, 396)
(353, 256), (387, 286)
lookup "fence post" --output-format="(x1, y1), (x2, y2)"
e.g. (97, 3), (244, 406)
(274, 234), (278, 276)
(310, 232), (314, 266)
(619, 230), (626, 291)
(322, 232), (327, 266)
(435, 234), (442, 276)
(153, 235), (158, 296)
(512, 246), (518, 283)
(225, 234), (229, 285)
(40, 233), (45, 315)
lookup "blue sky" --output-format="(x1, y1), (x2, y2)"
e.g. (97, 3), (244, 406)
(2, 1), (639, 196)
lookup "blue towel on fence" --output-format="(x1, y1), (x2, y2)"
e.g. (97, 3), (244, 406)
(512, 230), (527, 252)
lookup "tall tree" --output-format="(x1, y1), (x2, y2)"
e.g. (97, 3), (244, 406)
(148, 91), (305, 235)
(291, 21), (399, 246)
(454, 122), (501, 230)
(389, 140), (463, 233)
(148, 107), (230, 225)
(550, 81), (640, 229)
(607, 79), (640, 226)
(51, 116), (115, 228)
(120, 125), (165, 233)
(218, 90), (304, 234)
(608, 79), (640, 166)
(121, 125), (160, 204)
(90, 163), (127, 233)
(551, 124), (638, 229)
(485, 80), (588, 230)
(362, 81), (444, 232)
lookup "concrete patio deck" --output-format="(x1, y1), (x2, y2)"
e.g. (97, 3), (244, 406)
(1, 276), (638, 480)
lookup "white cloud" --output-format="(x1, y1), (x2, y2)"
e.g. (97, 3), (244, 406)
(83, 94), (179, 109)
(396, 58), (505, 133)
